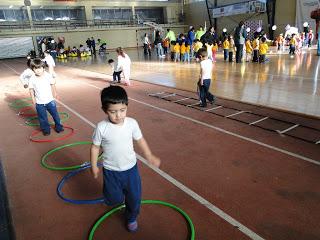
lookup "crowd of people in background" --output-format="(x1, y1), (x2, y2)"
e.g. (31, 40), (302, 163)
(142, 22), (316, 65)
(39, 36), (110, 60)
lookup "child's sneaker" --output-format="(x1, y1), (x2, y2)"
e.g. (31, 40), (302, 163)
(127, 220), (138, 232)
(42, 131), (50, 136)
(55, 128), (64, 133)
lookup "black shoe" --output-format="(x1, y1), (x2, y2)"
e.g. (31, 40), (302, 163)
(199, 104), (207, 108)
(43, 131), (50, 136)
(55, 128), (64, 133)
(209, 97), (216, 104)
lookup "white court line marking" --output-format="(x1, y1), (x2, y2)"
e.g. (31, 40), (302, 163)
(55, 95), (265, 240)
(225, 111), (247, 118)
(205, 105), (223, 112)
(148, 92), (165, 96)
(82, 81), (320, 166)
(249, 117), (269, 125)
(276, 124), (300, 134)
(1, 62), (20, 74)
(161, 93), (176, 98)
(187, 102), (200, 107)
(172, 97), (190, 103)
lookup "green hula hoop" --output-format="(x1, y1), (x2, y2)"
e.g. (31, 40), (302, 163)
(9, 97), (32, 109)
(25, 112), (69, 126)
(88, 199), (195, 240)
(41, 141), (102, 171)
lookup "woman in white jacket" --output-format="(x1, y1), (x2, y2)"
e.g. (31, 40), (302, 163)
(116, 47), (131, 86)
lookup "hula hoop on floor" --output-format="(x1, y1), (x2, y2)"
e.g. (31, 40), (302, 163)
(8, 97), (32, 109)
(30, 126), (75, 143)
(57, 163), (104, 204)
(41, 141), (102, 171)
(25, 112), (69, 126)
(88, 199), (195, 240)
(18, 106), (37, 117)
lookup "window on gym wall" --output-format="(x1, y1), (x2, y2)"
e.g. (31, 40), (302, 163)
(93, 8), (133, 25)
(0, 8), (28, 21)
(31, 7), (85, 21)
(93, 8), (132, 20)
(135, 8), (164, 23)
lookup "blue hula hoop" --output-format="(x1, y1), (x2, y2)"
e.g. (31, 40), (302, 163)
(57, 163), (105, 204)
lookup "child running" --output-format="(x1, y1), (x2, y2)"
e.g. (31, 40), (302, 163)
(28, 58), (64, 135)
(90, 85), (161, 232)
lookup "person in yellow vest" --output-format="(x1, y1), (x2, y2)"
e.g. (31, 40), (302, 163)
(245, 38), (253, 62)
(276, 33), (284, 51)
(180, 42), (187, 62)
(173, 42), (181, 62)
(259, 37), (269, 63)
(193, 39), (203, 59)
(222, 36), (230, 61)
(289, 33), (296, 56)
(184, 43), (191, 63)
(252, 35), (260, 62)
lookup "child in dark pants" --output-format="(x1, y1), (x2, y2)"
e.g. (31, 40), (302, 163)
(108, 59), (122, 83)
(28, 58), (64, 136)
(197, 48), (215, 107)
(90, 86), (161, 232)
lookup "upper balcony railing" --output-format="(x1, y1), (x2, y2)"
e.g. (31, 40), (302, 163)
(0, 16), (183, 32)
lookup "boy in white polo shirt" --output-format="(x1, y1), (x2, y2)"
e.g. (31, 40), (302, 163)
(197, 48), (215, 107)
(28, 58), (64, 135)
(90, 85), (160, 232)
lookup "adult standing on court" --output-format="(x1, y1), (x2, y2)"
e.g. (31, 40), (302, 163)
(200, 26), (216, 45)
(165, 28), (176, 50)
(187, 26), (196, 57)
(195, 26), (205, 40)
(234, 21), (247, 63)
(143, 33), (151, 56)
(116, 47), (131, 86)
(91, 37), (96, 55)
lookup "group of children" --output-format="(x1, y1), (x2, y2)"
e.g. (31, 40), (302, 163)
(19, 47), (160, 234)
(57, 45), (92, 59)
(221, 35), (269, 63)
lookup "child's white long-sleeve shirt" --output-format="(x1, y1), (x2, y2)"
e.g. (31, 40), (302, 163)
(19, 68), (34, 86)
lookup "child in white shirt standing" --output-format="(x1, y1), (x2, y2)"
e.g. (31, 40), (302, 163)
(108, 59), (122, 83)
(197, 48), (215, 107)
(28, 58), (64, 136)
(91, 85), (160, 232)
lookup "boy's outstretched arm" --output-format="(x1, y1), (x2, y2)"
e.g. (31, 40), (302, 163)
(136, 137), (161, 168)
(90, 144), (100, 178)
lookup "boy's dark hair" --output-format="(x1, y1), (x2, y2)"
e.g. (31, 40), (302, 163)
(261, 37), (266, 42)
(108, 59), (114, 64)
(101, 86), (128, 112)
(171, 40), (176, 45)
(198, 48), (207, 58)
(30, 58), (46, 70)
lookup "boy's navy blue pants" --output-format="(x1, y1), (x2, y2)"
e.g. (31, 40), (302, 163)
(102, 164), (141, 223)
